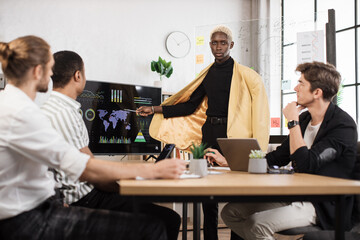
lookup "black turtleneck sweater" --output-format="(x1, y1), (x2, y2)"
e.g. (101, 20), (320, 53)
(163, 57), (234, 118)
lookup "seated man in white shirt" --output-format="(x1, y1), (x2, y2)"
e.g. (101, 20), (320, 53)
(0, 35), (186, 240)
(41, 50), (181, 240)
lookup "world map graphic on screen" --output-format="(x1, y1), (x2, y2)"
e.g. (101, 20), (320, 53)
(98, 110), (131, 132)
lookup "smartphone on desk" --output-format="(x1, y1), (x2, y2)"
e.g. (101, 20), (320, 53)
(155, 144), (176, 163)
(268, 165), (294, 174)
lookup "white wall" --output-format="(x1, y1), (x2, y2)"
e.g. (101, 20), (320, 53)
(1, 0), (282, 135)
(0, 0), (253, 93)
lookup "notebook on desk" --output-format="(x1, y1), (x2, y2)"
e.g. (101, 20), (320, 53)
(217, 138), (261, 171)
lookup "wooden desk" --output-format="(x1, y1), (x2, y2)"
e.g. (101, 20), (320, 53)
(118, 171), (360, 240)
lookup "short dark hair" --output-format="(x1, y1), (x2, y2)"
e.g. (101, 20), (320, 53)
(0, 35), (50, 84)
(296, 61), (341, 101)
(52, 51), (84, 88)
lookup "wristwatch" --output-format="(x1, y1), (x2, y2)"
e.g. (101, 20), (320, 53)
(287, 120), (299, 129)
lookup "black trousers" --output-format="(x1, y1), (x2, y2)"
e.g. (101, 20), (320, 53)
(0, 196), (166, 240)
(72, 188), (181, 240)
(202, 118), (227, 153)
(201, 119), (227, 240)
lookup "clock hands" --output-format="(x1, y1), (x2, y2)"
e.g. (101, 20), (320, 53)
(166, 32), (190, 58)
(172, 37), (188, 46)
(178, 38), (189, 45)
(172, 37), (180, 46)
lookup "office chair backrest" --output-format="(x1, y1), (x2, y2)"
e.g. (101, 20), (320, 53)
(352, 142), (360, 226)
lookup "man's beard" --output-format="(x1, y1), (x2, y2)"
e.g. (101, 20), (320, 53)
(37, 78), (49, 93)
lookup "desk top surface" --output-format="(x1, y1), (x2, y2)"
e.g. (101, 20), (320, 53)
(118, 171), (360, 196)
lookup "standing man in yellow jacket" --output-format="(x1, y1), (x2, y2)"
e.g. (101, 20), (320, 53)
(137, 25), (270, 240)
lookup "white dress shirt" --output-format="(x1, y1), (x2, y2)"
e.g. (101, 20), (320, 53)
(0, 84), (90, 220)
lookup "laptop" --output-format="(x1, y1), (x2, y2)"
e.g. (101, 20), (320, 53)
(217, 138), (261, 171)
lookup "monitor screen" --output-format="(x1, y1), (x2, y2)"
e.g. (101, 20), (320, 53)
(76, 80), (162, 155)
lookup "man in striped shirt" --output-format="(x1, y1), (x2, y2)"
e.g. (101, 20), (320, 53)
(41, 51), (93, 204)
(41, 50), (181, 240)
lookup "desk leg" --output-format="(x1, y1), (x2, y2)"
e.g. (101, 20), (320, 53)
(193, 202), (201, 240)
(182, 202), (188, 240)
(335, 195), (345, 240)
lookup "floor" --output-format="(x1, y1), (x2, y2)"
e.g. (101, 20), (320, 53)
(178, 227), (230, 240)
(177, 228), (304, 240)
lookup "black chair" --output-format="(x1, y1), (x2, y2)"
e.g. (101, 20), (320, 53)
(279, 142), (360, 239)
(231, 141), (360, 240)
(303, 231), (360, 240)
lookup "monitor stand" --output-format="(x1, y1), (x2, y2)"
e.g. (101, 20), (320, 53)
(145, 155), (158, 161)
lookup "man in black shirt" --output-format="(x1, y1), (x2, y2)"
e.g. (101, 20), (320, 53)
(138, 26), (235, 151)
(137, 25), (270, 240)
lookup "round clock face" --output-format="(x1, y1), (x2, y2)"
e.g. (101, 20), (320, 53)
(166, 31), (191, 58)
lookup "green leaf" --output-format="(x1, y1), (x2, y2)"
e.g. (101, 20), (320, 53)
(155, 62), (161, 73)
(336, 82), (344, 106)
(160, 57), (167, 67)
(150, 61), (156, 72)
(160, 62), (165, 74)
(165, 61), (172, 68)
(190, 142), (208, 159)
(165, 66), (173, 78)
(249, 150), (266, 159)
(150, 56), (173, 80)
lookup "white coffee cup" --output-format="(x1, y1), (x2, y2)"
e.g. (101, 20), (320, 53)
(248, 158), (267, 173)
(189, 159), (208, 177)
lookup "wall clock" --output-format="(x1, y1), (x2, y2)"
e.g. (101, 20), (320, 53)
(165, 31), (191, 58)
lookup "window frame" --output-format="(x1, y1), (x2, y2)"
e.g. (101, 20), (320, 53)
(281, 0), (359, 135)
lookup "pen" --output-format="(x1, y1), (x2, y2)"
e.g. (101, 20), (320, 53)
(124, 109), (137, 112)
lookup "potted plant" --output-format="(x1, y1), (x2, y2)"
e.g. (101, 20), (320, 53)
(151, 56), (173, 87)
(248, 150), (267, 173)
(189, 142), (208, 177)
(336, 82), (344, 106)
(190, 142), (207, 159)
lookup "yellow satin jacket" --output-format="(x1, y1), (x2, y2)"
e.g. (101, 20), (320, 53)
(149, 61), (270, 152)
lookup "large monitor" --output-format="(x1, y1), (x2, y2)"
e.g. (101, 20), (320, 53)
(76, 80), (162, 155)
